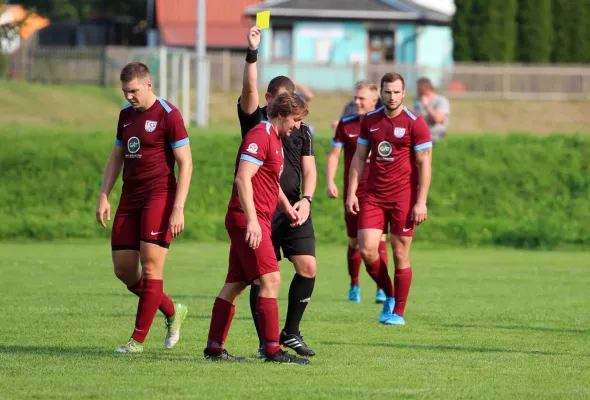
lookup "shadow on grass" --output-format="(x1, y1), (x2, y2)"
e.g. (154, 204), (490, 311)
(442, 323), (590, 334)
(319, 341), (586, 357)
(0, 345), (207, 362)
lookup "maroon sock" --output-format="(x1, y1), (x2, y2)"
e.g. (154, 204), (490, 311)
(365, 258), (394, 298)
(130, 279), (163, 343)
(378, 240), (393, 296)
(127, 280), (175, 318)
(257, 296), (280, 355)
(347, 246), (362, 286)
(379, 239), (389, 265)
(393, 267), (413, 317)
(206, 297), (235, 353)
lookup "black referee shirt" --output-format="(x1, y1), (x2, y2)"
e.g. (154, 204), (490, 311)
(237, 99), (314, 204)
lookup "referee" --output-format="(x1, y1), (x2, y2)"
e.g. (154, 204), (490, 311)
(237, 26), (317, 358)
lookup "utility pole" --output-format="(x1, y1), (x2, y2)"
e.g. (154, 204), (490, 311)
(195, 0), (208, 127)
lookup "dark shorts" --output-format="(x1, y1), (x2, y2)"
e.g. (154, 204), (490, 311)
(358, 198), (415, 237)
(111, 192), (175, 251)
(225, 217), (279, 283)
(272, 210), (316, 261)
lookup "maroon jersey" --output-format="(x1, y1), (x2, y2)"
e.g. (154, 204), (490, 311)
(115, 98), (189, 195)
(358, 106), (431, 202)
(227, 122), (284, 227)
(332, 114), (371, 198)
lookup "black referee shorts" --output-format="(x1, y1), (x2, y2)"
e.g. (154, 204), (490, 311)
(271, 210), (316, 262)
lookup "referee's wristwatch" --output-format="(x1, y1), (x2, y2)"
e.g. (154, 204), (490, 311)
(302, 196), (313, 204)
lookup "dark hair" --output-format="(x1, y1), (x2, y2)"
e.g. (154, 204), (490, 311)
(380, 72), (405, 90)
(267, 91), (309, 119)
(417, 77), (433, 90)
(120, 62), (150, 83)
(267, 75), (296, 97)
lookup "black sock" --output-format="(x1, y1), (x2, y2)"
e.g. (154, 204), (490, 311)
(249, 284), (262, 347)
(283, 274), (315, 335)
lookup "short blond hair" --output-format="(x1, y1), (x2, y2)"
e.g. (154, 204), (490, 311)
(355, 81), (378, 93)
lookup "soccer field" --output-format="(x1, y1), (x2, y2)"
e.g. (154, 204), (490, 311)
(0, 242), (588, 399)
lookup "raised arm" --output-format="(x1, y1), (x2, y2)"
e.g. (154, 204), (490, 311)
(239, 26), (262, 115)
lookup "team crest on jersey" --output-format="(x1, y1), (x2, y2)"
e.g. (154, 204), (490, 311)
(378, 141), (393, 157)
(247, 143), (258, 154)
(145, 120), (158, 132)
(394, 127), (406, 138)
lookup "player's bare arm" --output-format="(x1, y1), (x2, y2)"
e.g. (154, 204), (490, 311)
(168, 145), (193, 238)
(325, 145), (342, 198)
(412, 147), (432, 225)
(294, 80), (315, 102)
(239, 26), (261, 115)
(235, 159), (262, 249)
(294, 155), (316, 224)
(96, 145), (124, 228)
(346, 143), (369, 215)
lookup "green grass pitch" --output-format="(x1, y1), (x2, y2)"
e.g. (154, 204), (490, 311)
(0, 241), (588, 399)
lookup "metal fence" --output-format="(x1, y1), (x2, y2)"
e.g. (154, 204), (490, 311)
(7, 44), (590, 100)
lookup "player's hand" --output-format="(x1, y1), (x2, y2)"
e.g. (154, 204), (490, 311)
(96, 193), (111, 228)
(247, 26), (261, 50)
(168, 207), (185, 239)
(346, 194), (359, 215)
(293, 199), (311, 225)
(412, 202), (428, 225)
(421, 95), (430, 106)
(326, 182), (339, 199)
(284, 205), (301, 228)
(246, 219), (262, 249)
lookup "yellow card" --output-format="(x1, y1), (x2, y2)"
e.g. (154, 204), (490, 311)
(256, 10), (270, 29)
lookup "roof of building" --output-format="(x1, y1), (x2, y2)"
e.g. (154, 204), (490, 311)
(244, 0), (451, 24)
(156, 0), (261, 48)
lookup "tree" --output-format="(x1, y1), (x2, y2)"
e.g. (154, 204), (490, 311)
(470, 0), (517, 62)
(17, 0), (149, 22)
(552, 0), (589, 63)
(516, 0), (553, 63)
(452, 0), (473, 61)
(0, 0), (25, 41)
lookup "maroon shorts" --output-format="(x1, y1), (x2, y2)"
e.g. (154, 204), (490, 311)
(225, 224), (279, 284)
(358, 198), (415, 237)
(343, 197), (388, 238)
(111, 191), (175, 250)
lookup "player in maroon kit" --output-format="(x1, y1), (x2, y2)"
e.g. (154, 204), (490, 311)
(325, 82), (390, 304)
(347, 72), (432, 326)
(95, 63), (192, 353)
(203, 91), (310, 365)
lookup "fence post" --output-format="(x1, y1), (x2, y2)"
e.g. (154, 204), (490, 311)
(222, 50), (231, 93)
(99, 47), (107, 87)
(181, 52), (190, 128)
(502, 66), (510, 99)
(159, 46), (168, 100)
(171, 52), (180, 105)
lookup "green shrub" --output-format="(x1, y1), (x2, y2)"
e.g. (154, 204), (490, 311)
(1, 129), (589, 248)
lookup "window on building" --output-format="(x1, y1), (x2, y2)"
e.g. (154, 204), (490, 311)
(272, 27), (293, 60)
(368, 31), (395, 63)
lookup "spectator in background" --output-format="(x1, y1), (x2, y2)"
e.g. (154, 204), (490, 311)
(331, 81), (384, 130)
(413, 77), (450, 145)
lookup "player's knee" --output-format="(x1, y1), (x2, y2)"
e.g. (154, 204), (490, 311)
(113, 263), (138, 284)
(260, 271), (281, 291)
(295, 258), (316, 278)
(392, 246), (410, 266)
(360, 247), (378, 262)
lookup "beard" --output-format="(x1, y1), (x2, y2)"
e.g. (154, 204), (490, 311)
(384, 102), (402, 112)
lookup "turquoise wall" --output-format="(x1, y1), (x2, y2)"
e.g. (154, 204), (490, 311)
(258, 20), (453, 90)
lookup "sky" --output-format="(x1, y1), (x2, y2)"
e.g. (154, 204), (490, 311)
(412, 0), (455, 15)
